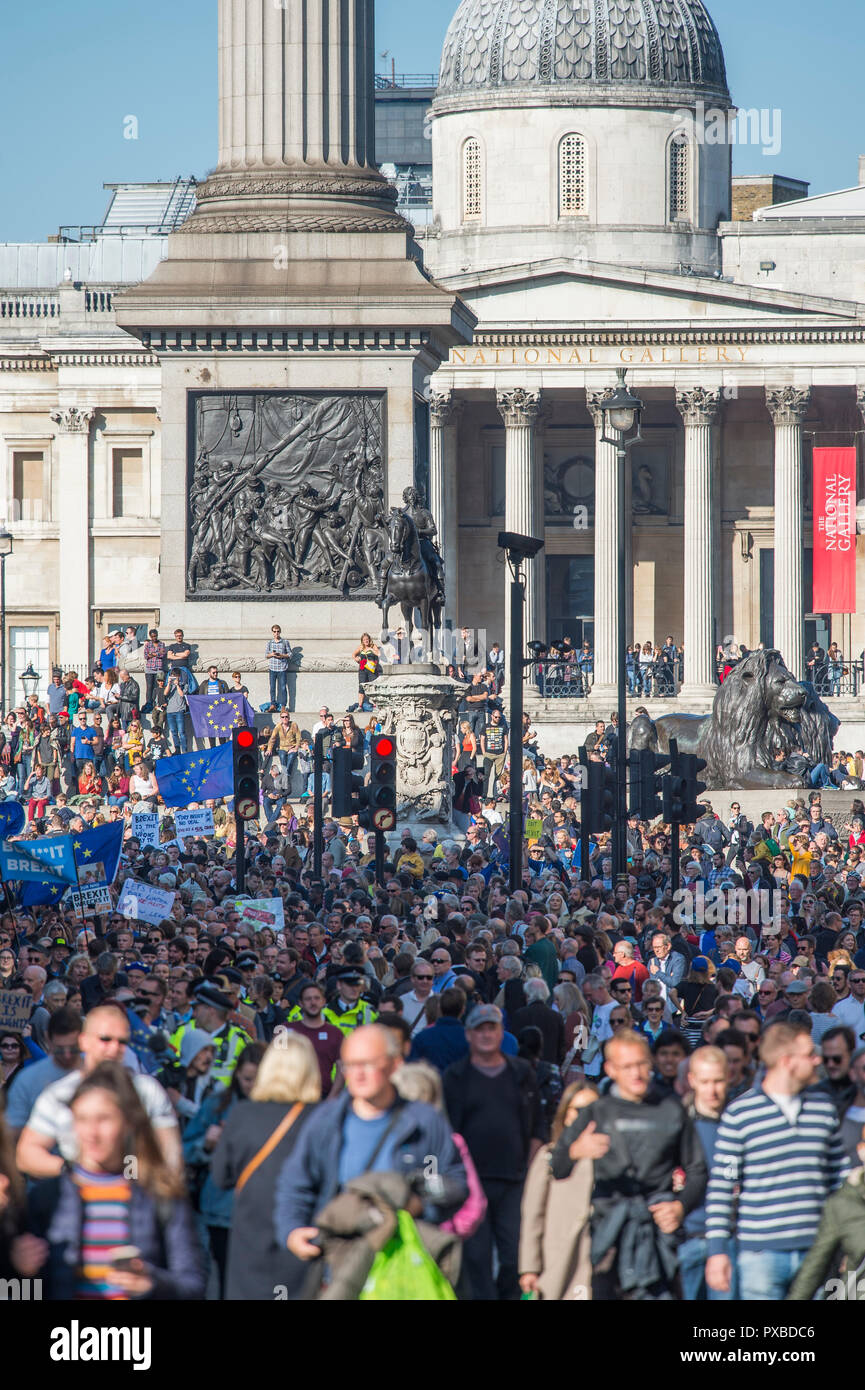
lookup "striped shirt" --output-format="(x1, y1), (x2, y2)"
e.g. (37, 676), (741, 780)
(72, 1168), (132, 1300)
(706, 1085), (849, 1255)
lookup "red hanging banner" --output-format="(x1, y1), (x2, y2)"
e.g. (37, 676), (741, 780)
(812, 446), (857, 614)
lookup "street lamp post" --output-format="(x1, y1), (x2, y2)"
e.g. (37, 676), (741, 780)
(20, 662), (40, 704)
(0, 529), (12, 719)
(599, 370), (644, 880)
(498, 530), (545, 894)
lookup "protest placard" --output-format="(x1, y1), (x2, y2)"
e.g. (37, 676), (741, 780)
(70, 884), (113, 920)
(130, 813), (161, 848)
(117, 879), (176, 926)
(0, 990), (33, 1032)
(174, 808), (215, 839)
(229, 897), (285, 932)
(525, 818), (543, 841)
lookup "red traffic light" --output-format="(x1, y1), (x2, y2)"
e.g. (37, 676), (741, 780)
(372, 735), (394, 758)
(236, 729), (255, 748)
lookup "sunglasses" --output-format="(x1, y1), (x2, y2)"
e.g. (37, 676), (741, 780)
(413, 974), (433, 982)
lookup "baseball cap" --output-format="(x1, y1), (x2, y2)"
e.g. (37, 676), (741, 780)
(784, 980), (809, 995)
(691, 956), (711, 973)
(465, 1003), (503, 1030)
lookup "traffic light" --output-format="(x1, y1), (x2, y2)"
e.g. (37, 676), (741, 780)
(679, 752), (709, 825)
(579, 751), (615, 834)
(662, 768), (686, 823)
(365, 733), (397, 832)
(331, 742), (368, 820)
(629, 749), (670, 822)
(232, 728), (260, 822)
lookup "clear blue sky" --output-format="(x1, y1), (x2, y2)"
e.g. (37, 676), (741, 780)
(0, 0), (860, 241)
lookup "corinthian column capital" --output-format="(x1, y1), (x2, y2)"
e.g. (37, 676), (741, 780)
(765, 385), (811, 426)
(586, 388), (617, 430)
(50, 406), (94, 434)
(676, 386), (721, 427)
(496, 387), (541, 428)
(429, 391), (463, 428)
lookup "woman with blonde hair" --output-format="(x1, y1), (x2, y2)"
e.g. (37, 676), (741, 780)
(518, 1083), (598, 1300)
(210, 1033), (320, 1300)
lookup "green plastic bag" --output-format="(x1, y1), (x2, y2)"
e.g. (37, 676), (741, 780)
(359, 1210), (457, 1301)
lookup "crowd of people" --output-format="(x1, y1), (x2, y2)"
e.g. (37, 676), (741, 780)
(1, 623), (865, 1302)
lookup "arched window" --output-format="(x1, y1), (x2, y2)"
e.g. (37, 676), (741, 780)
(669, 135), (690, 220)
(462, 137), (482, 222)
(558, 133), (587, 216)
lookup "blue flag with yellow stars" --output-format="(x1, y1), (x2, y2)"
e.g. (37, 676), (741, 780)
(18, 822), (124, 908)
(154, 742), (234, 808)
(187, 692), (255, 739)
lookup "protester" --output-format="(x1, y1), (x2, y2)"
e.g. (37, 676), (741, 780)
(706, 1021), (850, 1299)
(27, 1061), (204, 1300)
(210, 1033), (320, 1300)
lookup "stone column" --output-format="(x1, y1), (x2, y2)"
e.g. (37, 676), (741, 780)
(429, 391), (463, 633)
(766, 386), (811, 679)
(218, 0), (375, 171)
(676, 386), (721, 696)
(196, 0), (399, 231)
(587, 389), (621, 698)
(496, 388), (543, 655)
(51, 406), (94, 670)
(534, 401), (553, 645)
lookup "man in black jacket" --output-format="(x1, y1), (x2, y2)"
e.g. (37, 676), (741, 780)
(444, 1004), (546, 1301)
(116, 669), (141, 731)
(510, 978), (566, 1065)
(551, 1029), (707, 1300)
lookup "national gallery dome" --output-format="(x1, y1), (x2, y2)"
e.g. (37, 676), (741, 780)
(438, 0), (729, 101)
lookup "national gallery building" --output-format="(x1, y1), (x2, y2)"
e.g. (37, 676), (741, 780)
(2, 0), (865, 736)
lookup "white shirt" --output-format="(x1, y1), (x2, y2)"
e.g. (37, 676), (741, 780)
(764, 1090), (802, 1127)
(402, 991), (431, 1029)
(27, 1068), (177, 1162)
(831, 995), (865, 1041)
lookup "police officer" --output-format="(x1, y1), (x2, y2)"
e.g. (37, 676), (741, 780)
(170, 983), (246, 1087)
(319, 968), (378, 1036)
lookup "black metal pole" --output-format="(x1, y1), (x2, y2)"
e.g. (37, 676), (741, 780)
(313, 729), (327, 881)
(235, 821), (246, 895)
(671, 821), (680, 897)
(509, 567), (525, 894)
(374, 829), (386, 888)
(614, 443), (628, 880)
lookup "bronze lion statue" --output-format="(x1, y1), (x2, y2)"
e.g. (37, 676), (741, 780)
(630, 648), (839, 790)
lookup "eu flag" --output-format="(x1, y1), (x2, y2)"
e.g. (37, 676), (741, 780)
(155, 742), (234, 808)
(187, 692), (255, 739)
(19, 822), (124, 908)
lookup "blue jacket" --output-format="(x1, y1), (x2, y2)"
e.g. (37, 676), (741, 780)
(27, 1170), (204, 1300)
(274, 1093), (467, 1246)
(183, 1092), (237, 1227)
(409, 1017), (469, 1072)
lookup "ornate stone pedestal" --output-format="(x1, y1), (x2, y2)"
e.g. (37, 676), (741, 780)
(370, 670), (461, 832)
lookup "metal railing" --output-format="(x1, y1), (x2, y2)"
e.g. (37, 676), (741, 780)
(810, 662), (864, 698)
(375, 74), (437, 89)
(529, 660), (686, 700)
